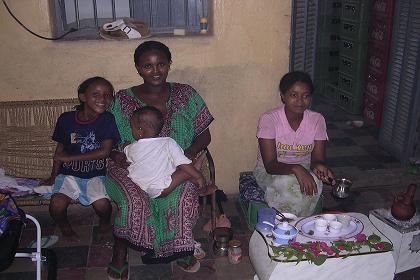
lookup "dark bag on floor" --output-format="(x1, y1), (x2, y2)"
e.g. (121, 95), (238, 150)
(0, 193), (26, 271)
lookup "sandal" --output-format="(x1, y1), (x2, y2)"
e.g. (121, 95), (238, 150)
(176, 256), (200, 273)
(100, 17), (151, 40)
(28, 235), (59, 249)
(107, 262), (129, 280)
(194, 241), (206, 260)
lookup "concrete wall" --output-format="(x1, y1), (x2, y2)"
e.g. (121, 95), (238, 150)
(0, 0), (291, 194)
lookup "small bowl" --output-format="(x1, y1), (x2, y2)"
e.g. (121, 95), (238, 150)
(272, 221), (298, 241)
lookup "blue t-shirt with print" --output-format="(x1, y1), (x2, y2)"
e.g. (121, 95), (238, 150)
(52, 111), (120, 179)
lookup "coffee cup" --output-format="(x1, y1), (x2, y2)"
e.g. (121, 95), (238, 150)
(337, 214), (351, 228)
(329, 221), (343, 234)
(314, 218), (328, 233)
(322, 214), (337, 223)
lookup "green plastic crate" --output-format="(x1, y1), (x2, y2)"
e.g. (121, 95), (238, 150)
(325, 82), (339, 104)
(337, 89), (364, 114)
(320, 0), (342, 16)
(340, 37), (367, 59)
(341, 0), (371, 22)
(339, 55), (367, 78)
(238, 199), (268, 231)
(338, 71), (365, 97)
(340, 19), (369, 42)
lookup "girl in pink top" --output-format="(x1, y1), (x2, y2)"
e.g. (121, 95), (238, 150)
(254, 71), (334, 216)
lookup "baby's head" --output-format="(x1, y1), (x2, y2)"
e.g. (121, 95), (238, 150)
(130, 106), (164, 140)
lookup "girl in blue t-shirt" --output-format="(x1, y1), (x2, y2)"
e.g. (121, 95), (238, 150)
(44, 76), (120, 241)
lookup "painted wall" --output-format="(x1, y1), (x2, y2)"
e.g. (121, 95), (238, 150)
(0, 0), (291, 194)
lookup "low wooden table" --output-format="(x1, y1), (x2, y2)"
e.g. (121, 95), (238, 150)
(249, 213), (395, 280)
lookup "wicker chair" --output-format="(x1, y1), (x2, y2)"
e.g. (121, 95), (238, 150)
(0, 98), (217, 231)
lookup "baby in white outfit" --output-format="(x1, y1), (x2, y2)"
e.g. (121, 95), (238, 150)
(125, 106), (206, 198)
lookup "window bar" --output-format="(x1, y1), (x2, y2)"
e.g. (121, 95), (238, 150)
(58, 0), (68, 31)
(168, 0), (172, 27)
(129, 0), (134, 18)
(93, 0), (98, 27)
(111, 0), (116, 21)
(149, 0), (153, 29)
(73, 0), (80, 29)
(184, 0), (189, 27)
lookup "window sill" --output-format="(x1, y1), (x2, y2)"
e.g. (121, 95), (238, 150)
(56, 28), (211, 41)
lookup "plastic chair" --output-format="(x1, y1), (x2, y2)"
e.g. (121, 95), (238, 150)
(0, 198), (57, 279)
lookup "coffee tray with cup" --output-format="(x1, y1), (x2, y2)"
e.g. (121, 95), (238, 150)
(295, 213), (364, 241)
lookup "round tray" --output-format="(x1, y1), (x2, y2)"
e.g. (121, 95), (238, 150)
(295, 214), (364, 241)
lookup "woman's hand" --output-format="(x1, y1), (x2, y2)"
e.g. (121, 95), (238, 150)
(292, 165), (318, 196)
(311, 162), (335, 184)
(110, 150), (129, 168)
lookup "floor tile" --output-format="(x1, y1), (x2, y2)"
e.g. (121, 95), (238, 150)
(361, 145), (399, 163)
(214, 256), (255, 280)
(130, 263), (172, 279)
(57, 268), (86, 280)
(172, 259), (217, 280)
(85, 267), (109, 280)
(87, 245), (113, 267)
(351, 135), (380, 146)
(326, 157), (354, 168)
(52, 225), (92, 247)
(53, 246), (89, 268)
(348, 155), (386, 171)
(0, 271), (37, 280)
(330, 137), (357, 146)
(326, 146), (368, 158)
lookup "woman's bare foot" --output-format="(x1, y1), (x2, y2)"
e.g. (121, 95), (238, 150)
(199, 183), (218, 197)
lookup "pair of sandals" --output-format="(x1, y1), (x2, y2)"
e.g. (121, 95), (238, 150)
(107, 258), (200, 279)
(107, 242), (203, 279)
(100, 18), (151, 40)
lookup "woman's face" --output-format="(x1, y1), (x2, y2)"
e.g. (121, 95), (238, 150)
(280, 81), (312, 115)
(135, 50), (170, 86)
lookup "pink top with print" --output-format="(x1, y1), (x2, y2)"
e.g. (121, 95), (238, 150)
(256, 105), (328, 167)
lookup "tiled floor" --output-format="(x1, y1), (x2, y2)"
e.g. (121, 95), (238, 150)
(1, 100), (420, 279)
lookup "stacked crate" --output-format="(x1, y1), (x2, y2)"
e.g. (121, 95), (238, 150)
(314, 0), (342, 103)
(336, 0), (371, 114)
(363, 0), (395, 127)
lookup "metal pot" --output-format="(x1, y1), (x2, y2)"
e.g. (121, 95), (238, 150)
(332, 178), (352, 198)
(213, 227), (233, 256)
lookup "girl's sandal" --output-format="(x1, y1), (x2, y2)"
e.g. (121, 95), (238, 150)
(107, 262), (129, 280)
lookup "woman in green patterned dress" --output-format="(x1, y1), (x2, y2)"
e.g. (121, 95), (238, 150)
(106, 41), (213, 279)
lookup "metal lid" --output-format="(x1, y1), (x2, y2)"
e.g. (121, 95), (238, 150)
(229, 239), (241, 248)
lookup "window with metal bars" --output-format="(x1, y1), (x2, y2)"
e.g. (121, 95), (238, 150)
(52, 0), (209, 40)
